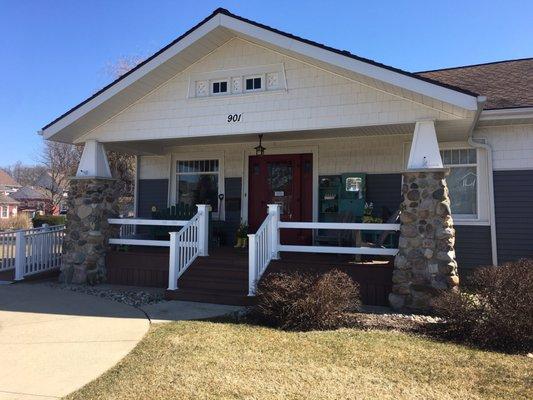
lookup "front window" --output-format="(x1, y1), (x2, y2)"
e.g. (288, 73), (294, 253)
(440, 149), (477, 217)
(176, 160), (219, 212)
(1, 207), (7, 218)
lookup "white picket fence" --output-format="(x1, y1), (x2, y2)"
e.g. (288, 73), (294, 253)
(0, 225), (65, 280)
(247, 204), (400, 295)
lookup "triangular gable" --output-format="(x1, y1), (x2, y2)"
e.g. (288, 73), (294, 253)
(42, 8), (479, 143)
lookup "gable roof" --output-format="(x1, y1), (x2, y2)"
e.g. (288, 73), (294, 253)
(0, 170), (21, 188)
(417, 58), (533, 110)
(11, 186), (48, 201)
(41, 8), (479, 142)
(0, 193), (19, 205)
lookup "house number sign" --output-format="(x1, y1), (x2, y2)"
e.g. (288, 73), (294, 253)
(227, 113), (243, 123)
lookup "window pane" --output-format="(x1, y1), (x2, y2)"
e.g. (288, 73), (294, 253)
(220, 81), (227, 93)
(246, 78), (253, 90)
(451, 149), (460, 164)
(213, 82), (220, 93)
(447, 166), (477, 215)
(254, 77), (261, 89)
(441, 150), (451, 165)
(468, 149), (477, 164)
(178, 174), (218, 212)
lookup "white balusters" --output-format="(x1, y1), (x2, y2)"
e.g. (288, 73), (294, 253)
(167, 205), (211, 291)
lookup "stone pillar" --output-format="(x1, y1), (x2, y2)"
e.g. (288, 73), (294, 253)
(389, 168), (460, 312)
(60, 178), (119, 284)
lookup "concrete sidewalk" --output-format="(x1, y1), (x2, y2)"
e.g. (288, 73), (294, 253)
(0, 283), (149, 399)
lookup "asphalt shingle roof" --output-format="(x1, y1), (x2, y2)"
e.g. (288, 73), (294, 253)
(417, 58), (533, 110)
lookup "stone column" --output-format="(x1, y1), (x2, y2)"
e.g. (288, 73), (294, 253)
(389, 168), (460, 312)
(60, 178), (119, 284)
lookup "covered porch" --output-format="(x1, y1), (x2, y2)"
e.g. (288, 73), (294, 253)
(71, 119), (467, 307)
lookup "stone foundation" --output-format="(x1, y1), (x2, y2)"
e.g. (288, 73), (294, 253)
(61, 178), (119, 284)
(389, 169), (460, 312)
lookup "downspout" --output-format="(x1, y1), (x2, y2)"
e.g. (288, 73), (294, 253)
(466, 96), (498, 266)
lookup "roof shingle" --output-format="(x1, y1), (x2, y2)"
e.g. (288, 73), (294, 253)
(417, 58), (533, 109)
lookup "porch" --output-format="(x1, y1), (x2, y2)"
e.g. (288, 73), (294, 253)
(106, 246), (394, 306)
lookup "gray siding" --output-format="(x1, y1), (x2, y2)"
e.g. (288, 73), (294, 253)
(137, 179), (168, 218)
(454, 225), (492, 273)
(214, 178), (241, 246)
(366, 174), (402, 218)
(494, 170), (533, 263)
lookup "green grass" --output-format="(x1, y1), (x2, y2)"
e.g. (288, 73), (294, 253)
(65, 321), (532, 400)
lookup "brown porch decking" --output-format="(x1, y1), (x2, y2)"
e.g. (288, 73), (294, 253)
(106, 247), (393, 306)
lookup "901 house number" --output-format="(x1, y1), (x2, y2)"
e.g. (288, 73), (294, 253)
(227, 113), (243, 122)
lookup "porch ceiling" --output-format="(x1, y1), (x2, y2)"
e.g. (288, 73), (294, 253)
(104, 120), (471, 155)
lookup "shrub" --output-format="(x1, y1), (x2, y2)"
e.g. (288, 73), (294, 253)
(0, 214), (32, 231)
(433, 258), (533, 352)
(251, 269), (361, 331)
(32, 215), (66, 227)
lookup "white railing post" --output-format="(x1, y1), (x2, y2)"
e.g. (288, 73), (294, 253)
(14, 230), (26, 281)
(267, 204), (280, 260)
(248, 233), (257, 296)
(168, 231), (179, 290)
(196, 204), (211, 256)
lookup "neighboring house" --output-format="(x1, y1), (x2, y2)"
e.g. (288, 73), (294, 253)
(11, 186), (53, 216)
(0, 170), (22, 194)
(34, 171), (68, 214)
(41, 9), (533, 306)
(0, 193), (19, 219)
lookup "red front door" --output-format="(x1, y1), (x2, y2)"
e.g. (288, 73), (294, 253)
(248, 153), (313, 245)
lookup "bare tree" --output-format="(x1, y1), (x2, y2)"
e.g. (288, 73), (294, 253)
(39, 141), (83, 209)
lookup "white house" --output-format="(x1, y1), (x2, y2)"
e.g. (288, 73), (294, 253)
(41, 9), (533, 309)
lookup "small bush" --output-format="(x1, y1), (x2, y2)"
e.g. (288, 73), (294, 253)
(0, 214), (32, 231)
(433, 258), (533, 352)
(251, 269), (361, 331)
(32, 215), (66, 227)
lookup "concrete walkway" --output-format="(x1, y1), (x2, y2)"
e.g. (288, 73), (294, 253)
(141, 300), (243, 324)
(0, 283), (149, 399)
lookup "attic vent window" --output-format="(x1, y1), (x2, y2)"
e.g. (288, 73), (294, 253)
(188, 64), (286, 98)
(245, 77), (262, 91)
(212, 80), (228, 94)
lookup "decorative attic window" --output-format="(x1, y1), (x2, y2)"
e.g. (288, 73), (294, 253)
(211, 80), (228, 95)
(188, 64), (286, 99)
(245, 76), (262, 91)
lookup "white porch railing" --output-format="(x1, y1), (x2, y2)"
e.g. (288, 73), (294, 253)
(0, 225), (65, 280)
(247, 204), (400, 295)
(108, 218), (190, 247)
(108, 205), (211, 291)
(168, 205), (210, 290)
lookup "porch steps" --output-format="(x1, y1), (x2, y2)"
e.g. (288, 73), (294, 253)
(165, 248), (394, 306)
(165, 247), (251, 306)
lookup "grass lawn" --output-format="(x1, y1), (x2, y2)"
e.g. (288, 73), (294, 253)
(66, 320), (532, 400)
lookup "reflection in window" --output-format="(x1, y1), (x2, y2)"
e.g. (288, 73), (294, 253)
(176, 160), (219, 212)
(440, 149), (477, 216)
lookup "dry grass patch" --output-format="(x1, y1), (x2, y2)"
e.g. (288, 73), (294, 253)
(65, 321), (532, 400)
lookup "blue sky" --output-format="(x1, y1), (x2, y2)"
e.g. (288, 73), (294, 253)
(1, 0), (532, 165)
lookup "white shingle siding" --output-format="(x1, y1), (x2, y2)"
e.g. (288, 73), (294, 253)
(475, 124), (533, 170)
(84, 38), (462, 143)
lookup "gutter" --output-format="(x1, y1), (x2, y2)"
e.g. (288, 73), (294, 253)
(466, 96), (498, 266)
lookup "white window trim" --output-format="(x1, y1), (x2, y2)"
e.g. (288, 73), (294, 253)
(403, 141), (490, 225)
(244, 74), (265, 92)
(170, 152), (225, 220)
(0, 206), (8, 219)
(210, 79), (229, 96)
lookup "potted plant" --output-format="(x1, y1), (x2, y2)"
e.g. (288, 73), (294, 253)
(362, 202), (383, 223)
(234, 223), (249, 248)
